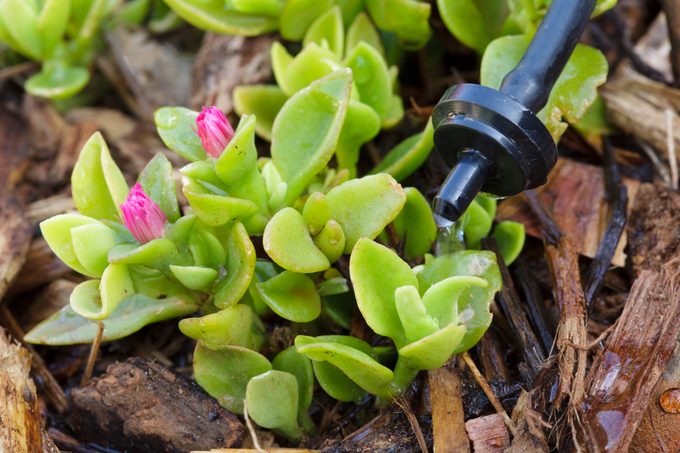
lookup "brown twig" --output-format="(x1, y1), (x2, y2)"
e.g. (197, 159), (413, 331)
(394, 395), (428, 453)
(511, 257), (555, 354)
(583, 138), (628, 307)
(81, 321), (104, 386)
(0, 62), (37, 81)
(483, 238), (546, 381)
(525, 191), (587, 410)
(461, 352), (517, 436)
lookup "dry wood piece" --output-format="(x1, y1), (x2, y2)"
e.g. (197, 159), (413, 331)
(27, 195), (75, 223)
(578, 263), (680, 452)
(662, 0), (680, 84)
(192, 33), (275, 114)
(525, 191), (587, 410)
(0, 328), (58, 453)
(428, 364), (470, 453)
(496, 158), (638, 267)
(464, 414), (510, 453)
(69, 357), (245, 452)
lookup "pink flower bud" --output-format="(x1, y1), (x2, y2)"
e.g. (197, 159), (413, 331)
(121, 184), (167, 244)
(195, 106), (234, 158)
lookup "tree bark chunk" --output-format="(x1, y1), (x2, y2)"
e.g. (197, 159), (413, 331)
(192, 33), (275, 114)
(496, 158), (638, 267)
(578, 264), (680, 452)
(69, 357), (244, 452)
(0, 328), (58, 453)
(464, 414), (509, 453)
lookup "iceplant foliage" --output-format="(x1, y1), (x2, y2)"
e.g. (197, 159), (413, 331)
(27, 69), (525, 441)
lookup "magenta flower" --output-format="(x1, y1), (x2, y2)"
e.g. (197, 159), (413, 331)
(195, 106), (234, 158)
(121, 184), (167, 244)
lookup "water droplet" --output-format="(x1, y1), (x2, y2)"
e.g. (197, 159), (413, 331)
(434, 217), (466, 255)
(660, 388), (680, 413)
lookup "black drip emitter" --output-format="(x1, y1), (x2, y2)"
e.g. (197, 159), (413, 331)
(432, 0), (597, 225)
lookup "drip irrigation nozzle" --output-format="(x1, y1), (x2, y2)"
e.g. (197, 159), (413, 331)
(432, 0), (597, 223)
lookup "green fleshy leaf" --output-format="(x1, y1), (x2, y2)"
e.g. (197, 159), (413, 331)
(214, 114), (269, 216)
(162, 0), (277, 35)
(421, 276), (488, 327)
(71, 132), (129, 221)
(184, 191), (258, 227)
(233, 85), (287, 141)
(108, 238), (178, 266)
(304, 6), (344, 58)
(417, 251), (501, 353)
(154, 107), (207, 162)
(0, 0), (42, 59)
(37, 0), (70, 57)
(264, 208), (330, 273)
(463, 198), (493, 250)
(279, 0), (334, 40)
(193, 343), (272, 414)
(365, 0), (431, 50)
(256, 271), (321, 322)
(40, 213), (104, 277)
(394, 285), (438, 343)
(302, 335), (374, 402)
(326, 174), (406, 253)
(246, 371), (302, 440)
(169, 265), (218, 290)
(335, 100), (381, 175)
(382, 93), (405, 128)
(313, 219), (346, 263)
(271, 70), (352, 205)
(281, 42), (340, 97)
(295, 335), (394, 398)
(436, 0), (510, 54)
(481, 37), (608, 140)
(371, 120), (434, 181)
(70, 263), (135, 320)
(398, 323), (467, 370)
(213, 222), (256, 308)
(392, 187), (437, 260)
(188, 226), (227, 268)
(229, 0), (282, 16)
(492, 220), (525, 265)
(302, 192), (332, 236)
(349, 238), (416, 346)
(346, 12), (384, 55)
(24, 294), (199, 345)
(272, 347), (314, 427)
(139, 152), (180, 222)
(179, 304), (261, 350)
(71, 223), (117, 277)
(322, 293), (354, 329)
(344, 42), (391, 119)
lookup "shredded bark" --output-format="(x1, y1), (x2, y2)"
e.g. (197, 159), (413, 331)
(525, 191), (588, 411)
(0, 328), (58, 453)
(578, 263), (680, 452)
(464, 414), (509, 453)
